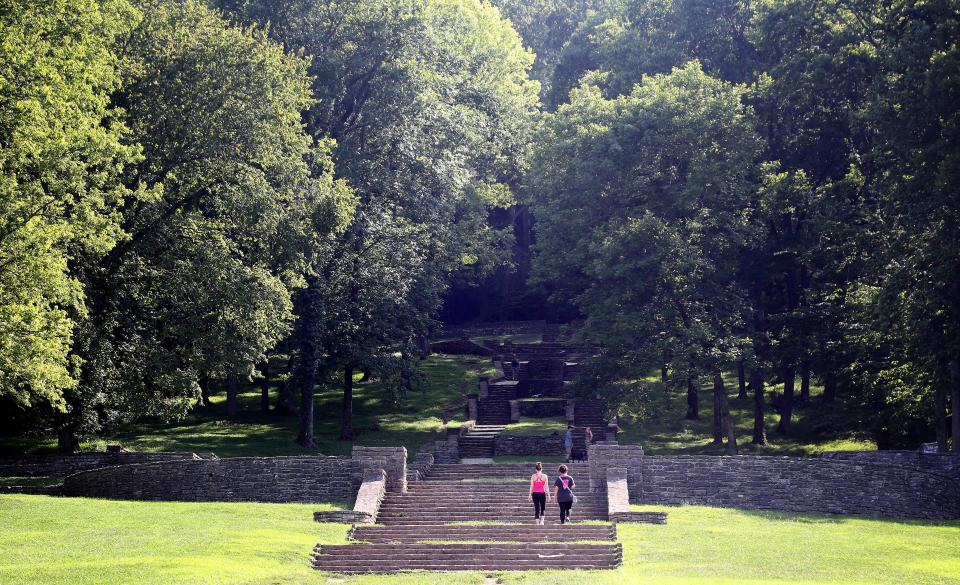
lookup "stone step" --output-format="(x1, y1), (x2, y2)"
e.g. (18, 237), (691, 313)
(350, 524), (616, 543)
(378, 504), (607, 511)
(376, 516), (609, 523)
(312, 543), (622, 572)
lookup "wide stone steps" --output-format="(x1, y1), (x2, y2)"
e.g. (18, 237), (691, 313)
(428, 464), (590, 475)
(311, 543), (622, 572)
(350, 524), (616, 543)
(377, 504), (607, 513)
(313, 461), (618, 573)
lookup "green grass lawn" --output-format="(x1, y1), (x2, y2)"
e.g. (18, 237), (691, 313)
(0, 355), (498, 460)
(2, 495), (957, 585)
(469, 333), (542, 345)
(501, 416), (567, 437)
(615, 371), (877, 456)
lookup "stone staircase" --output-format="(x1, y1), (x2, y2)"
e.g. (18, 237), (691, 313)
(458, 424), (504, 458)
(312, 463), (622, 573)
(574, 400), (607, 437)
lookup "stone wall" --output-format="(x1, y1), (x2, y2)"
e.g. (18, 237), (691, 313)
(441, 320), (547, 338)
(60, 456), (361, 503)
(518, 399), (566, 418)
(638, 455), (960, 519)
(434, 440), (459, 464)
(606, 467), (667, 524)
(407, 452), (434, 483)
(495, 434), (564, 456)
(822, 450), (960, 479)
(587, 444), (644, 493)
(0, 451), (210, 477)
(352, 446), (407, 493)
(429, 339), (495, 356)
(588, 445), (960, 520)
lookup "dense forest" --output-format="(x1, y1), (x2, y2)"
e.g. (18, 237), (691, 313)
(1, 0), (958, 452)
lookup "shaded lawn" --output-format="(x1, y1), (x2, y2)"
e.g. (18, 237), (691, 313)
(0, 355), (498, 460)
(501, 416), (567, 437)
(468, 333), (543, 345)
(616, 372), (877, 456)
(2, 496), (957, 585)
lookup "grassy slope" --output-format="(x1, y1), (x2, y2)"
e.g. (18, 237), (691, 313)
(616, 372), (877, 456)
(0, 355), (497, 459)
(1, 495), (957, 585)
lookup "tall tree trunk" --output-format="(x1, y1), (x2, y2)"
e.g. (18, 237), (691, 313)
(776, 364), (795, 435)
(275, 354), (297, 415)
(296, 363), (317, 449)
(661, 364), (669, 384)
(935, 373), (949, 453)
(712, 373), (724, 444)
(295, 275), (321, 447)
(341, 364), (355, 440)
(685, 375), (699, 420)
(752, 369), (766, 445)
(718, 379), (738, 455)
(57, 426), (78, 454)
(823, 371), (837, 404)
(199, 374), (211, 407)
(737, 362), (747, 399)
(951, 359), (960, 454)
(226, 372), (239, 417)
(258, 361), (271, 414)
(799, 361), (811, 403)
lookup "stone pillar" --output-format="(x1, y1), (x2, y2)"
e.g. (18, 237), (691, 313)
(588, 443), (643, 495)
(478, 377), (490, 400)
(467, 394), (479, 421)
(352, 446), (407, 494)
(509, 400), (521, 423)
(566, 400), (576, 424)
(605, 422), (620, 443)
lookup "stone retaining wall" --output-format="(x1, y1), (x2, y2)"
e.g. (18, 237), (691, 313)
(60, 456), (361, 503)
(494, 434), (564, 456)
(822, 450), (960, 479)
(441, 321), (547, 338)
(407, 452), (434, 483)
(518, 399), (566, 418)
(0, 451), (210, 477)
(587, 445), (960, 520)
(352, 447), (407, 494)
(429, 339), (495, 356)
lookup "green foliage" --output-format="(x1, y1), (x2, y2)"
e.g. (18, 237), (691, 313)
(0, 0), (137, 410)
(59, 0), (354, 442)
(531, 62), (762, 398)
(0, 354), (492, 458)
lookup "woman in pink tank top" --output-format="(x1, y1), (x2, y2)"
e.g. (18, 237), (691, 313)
(528, 461), (550, 525)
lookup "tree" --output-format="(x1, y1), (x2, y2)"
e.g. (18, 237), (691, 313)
(222, 0), (538, 444)
(0, 0), (136, 427)
(57, 0), (352, 450)
(529, 62), (762, 424)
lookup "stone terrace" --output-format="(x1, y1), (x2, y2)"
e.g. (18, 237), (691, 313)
(312, 462), (625, 573)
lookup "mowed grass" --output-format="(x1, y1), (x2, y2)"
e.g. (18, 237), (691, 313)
(2, 496), (957, 585)
(616, 372), (878, 456)
(1, 355), (497, 460)
(501, 416), (567, 437)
